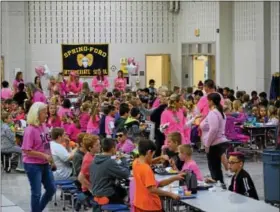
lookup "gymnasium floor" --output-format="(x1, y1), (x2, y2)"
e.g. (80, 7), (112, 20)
(1, 152), (264, 212)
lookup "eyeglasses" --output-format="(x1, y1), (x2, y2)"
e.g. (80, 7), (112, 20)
(116, 134), (123, 138)
(228, 161), (241, 165)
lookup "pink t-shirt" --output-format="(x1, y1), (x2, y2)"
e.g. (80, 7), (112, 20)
(86, 116), (100, 135)
(114, 77), (126, 91)
(33, 90), (47, 103)
(47, 116), (62, 129)
(91, 76), (109, 93)
(57, 107), (72, 119)
(57, 81), (68, 96)
(13, 79), (24, 93)
(196, 92), (224, 118)
(1, 88), (13, 99)
(62, 122), (71, 133)
(68, 81), (83, 94)
(105, 115), (115, 136)
(181, 160), (203, 181)
(160, 109), (188, 144)
(80, 112), (90, 132)
(66, 123), (81, 142)
(21, 124), (51, 164)
(116, 139), (135, 154)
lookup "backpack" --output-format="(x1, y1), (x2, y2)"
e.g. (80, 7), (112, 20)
(179, 170), (198, 194)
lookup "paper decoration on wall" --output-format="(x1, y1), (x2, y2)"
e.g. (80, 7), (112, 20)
(120, 57), (139, 76)
(35, 65), (51, 78)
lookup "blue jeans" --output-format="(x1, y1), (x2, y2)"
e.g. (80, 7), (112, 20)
(24, 163), (56, 212)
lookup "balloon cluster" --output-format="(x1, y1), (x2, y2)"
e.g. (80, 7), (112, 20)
(126, 57), (139, 76)
(35, 65), (52, 78)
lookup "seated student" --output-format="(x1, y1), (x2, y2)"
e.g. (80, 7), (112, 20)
(50, 128), (77, 180)
(1, 111), (24, 171)
(133, 139), (180, 212)
(115, 103), (130, 132)
(178, 144), (203, 181)
(161, 132), (184, 171)
(1, 81), (13, 100)
(228, 152), (259, 200)
(72, 133), (87, 178)
(124, 107), (147, 141)
(90, 138), (130, 204)
(116, 128), (135, 154)
(78, 134), (100, 196)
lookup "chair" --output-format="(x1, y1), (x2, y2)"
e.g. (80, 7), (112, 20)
(94, 197), (129, 212)
(1, 153), (13, 173)
(60, 184), (78, 211)
(54, 180), (75, 206)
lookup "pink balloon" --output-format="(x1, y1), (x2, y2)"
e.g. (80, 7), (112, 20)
(35, 66), (44, 77)
(128, 57), (135, 65)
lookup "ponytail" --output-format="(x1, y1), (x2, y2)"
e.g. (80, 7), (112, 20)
(216, 104), (225, 119)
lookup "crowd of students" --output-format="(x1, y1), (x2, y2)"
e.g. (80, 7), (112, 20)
(1, 70), (279, 212)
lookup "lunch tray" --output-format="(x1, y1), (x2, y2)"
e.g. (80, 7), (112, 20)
(154, 168), (177, 176)
(179, 194), (197, 200)
(197, 184), (213, 190)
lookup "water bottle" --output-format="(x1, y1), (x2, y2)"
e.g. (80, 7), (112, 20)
(178, 187), (184, 196)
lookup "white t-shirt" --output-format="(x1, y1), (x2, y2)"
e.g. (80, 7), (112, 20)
(50, 141), (72, 180)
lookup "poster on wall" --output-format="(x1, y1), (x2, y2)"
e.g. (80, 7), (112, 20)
(61, 44), (109, 77)
(0, 56), (4, 81)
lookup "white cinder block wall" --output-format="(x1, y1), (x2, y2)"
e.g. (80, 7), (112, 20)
(1, 1), (279, 94)
(3, 1), (180, 91)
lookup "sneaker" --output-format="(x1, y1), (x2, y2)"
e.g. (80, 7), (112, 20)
(15, 168), (25, 172)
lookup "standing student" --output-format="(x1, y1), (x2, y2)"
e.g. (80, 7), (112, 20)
(91, 69), (109, 93)
(21, 102), (56, 212)
(228, 152), (259, 200)
(114, 70), (127, 92)
(133, 139), (180, 212)
(25, 83), (47, 104)
(200, 93), (228, 184)
(13, 71), (24, 93)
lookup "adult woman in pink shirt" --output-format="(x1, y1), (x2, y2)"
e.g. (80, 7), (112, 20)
(114, 70), (126, 92)
(91, 69), (109, 93)
(200, 93), (228, 184)
(67, 73), (83, 94)
(26, 83), (47, 104)
(160, 93), (189, 145)
(196, 79), (224, 119)
(21, 102), (56, 212)
(13, 71), (24, 93)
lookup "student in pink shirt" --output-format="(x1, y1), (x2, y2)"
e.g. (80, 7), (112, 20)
(68, 74), (83, 94)
(15, 106), (25, 121)
(47, 76), (56, 97)
(26, 83), (47, 103)
(91, 69), (109, 93)
(79, 102), (91, 132)
(1, 81), (13, 100)
(114, 70), (126, 92)
(105, 105), (116, 138)
(116, 128), (135, 154)
(200, 93), (228, 184)
(196, 79), (224, 119)
(152, 86), (169, 109)
(160, 93), (188, 145)
(178, 144), (203, 181)
(86, 103), (100, 135)
(66, 117), (81, 142)
(57, 99), (73, 119)
(47, 104), (61, 129)
(13, 71), (24, 93)
(21, 102), (56, 212)
(56, 73), (68, 96)
(34, 76), (43, 91)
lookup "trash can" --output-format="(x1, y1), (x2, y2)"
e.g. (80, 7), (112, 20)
(262, 149), (280, 204)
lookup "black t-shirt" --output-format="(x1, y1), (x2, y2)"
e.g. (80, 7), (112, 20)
(13, 91), (28, 106)
(163, 149), (184, 171)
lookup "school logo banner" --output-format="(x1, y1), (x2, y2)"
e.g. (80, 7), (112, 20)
(62, 44), (109, 77)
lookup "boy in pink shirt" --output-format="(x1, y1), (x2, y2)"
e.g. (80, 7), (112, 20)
(105, 105), (116, 138)
(178, 144), (203, 181)
(1, 81), (13, 100)
(116, 128), (135, 154)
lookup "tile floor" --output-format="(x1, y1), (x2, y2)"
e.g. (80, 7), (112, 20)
(1, 153), (266, 212)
